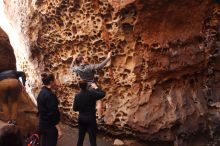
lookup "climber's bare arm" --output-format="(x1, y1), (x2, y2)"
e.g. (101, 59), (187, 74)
(70, 53), (79, 72)
(89, 52), (112, 70)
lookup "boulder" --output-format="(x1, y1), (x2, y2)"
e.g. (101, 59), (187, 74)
(114, 139), (124, 145)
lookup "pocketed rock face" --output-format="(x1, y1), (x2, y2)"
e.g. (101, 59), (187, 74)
(1, 0), (220, 144)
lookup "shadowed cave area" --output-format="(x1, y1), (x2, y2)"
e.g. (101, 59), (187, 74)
(0, 0), (220, 146)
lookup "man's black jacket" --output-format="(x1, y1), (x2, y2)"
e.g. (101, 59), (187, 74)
(73, 88), (106, 115)
(37, 86), (60, 129)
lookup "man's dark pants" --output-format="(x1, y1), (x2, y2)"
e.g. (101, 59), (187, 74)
(40, 127), (58, 146)
(77, 114), (97, 146)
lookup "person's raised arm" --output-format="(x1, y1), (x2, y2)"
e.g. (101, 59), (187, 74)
(70, 54), (79, 72)
(90, 83), (106, 100)
(88, 52), (112, 71)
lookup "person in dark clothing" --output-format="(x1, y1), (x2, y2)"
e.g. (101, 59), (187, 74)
(213, 0), (220, 4)
(0, 70), (26, 125)
(37, 73), (62, 146)
(73, 80), (106, 146)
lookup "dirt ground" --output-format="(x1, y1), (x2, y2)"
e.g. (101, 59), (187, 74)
(58, 124), (113, 146)
(0, 120), (148, 146)
(57, 124), (149, 146)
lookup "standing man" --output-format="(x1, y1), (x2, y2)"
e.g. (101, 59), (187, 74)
(73, 80), (106, 146)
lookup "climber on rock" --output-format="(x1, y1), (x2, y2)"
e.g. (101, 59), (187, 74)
(70, 52), (112, 82)
(0, 70), (26, 125)
(70, 52), (112, 120)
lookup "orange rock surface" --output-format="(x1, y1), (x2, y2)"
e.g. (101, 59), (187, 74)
(0, 28), (16, 72)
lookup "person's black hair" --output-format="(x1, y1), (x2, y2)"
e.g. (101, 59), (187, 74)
(79, 80), (87, 90)
(41, 73), (55, 85)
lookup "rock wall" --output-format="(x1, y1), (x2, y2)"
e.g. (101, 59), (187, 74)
(0, 121), (23, 146)
(0, 0), (220, 144)
(0, 28), (16, 72)
(0, 27), (38, 135)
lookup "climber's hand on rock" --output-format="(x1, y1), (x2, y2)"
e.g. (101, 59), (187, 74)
(107, 52), (112, 58)
(72, 53), (79, 60)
